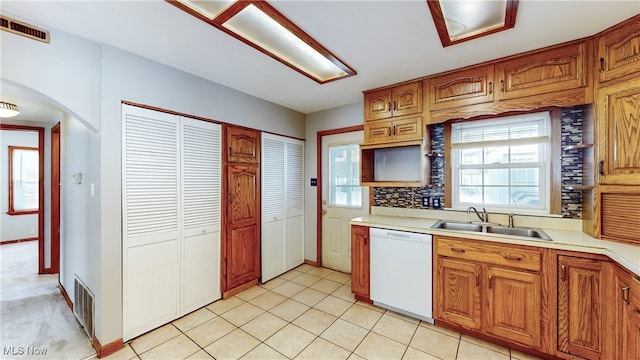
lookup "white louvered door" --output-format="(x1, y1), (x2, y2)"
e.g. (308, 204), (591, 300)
(261, 133), (304, 282)
(181, 118), (221, 314)
(122, 105), (221, 341)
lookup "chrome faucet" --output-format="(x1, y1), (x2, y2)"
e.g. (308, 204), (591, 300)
(467, 207), (488, 222)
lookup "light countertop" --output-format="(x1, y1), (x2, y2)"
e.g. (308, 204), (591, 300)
(350, 212), (640, 277)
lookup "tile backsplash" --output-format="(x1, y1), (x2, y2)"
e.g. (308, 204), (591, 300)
(372, 107), (585, 219)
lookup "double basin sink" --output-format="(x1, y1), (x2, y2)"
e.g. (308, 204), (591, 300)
(431, 220), (552, 241)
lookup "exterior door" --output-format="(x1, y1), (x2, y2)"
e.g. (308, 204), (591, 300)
(321, 131), (368, 273)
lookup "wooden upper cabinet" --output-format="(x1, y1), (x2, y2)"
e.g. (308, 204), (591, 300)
(227, 126), (260, 164)
(596, 15), (640, 84)
(428, 65), (494, 110)
(557, 255), (606, 360)
(364, 115), (423, 144)
(495, 41), (590, 101)
(364, 81), (423, 121)
(597, 77), (640, 185)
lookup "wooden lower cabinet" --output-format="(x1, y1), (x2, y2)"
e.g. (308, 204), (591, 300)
(351, 225), (370, 302)
(436, 258), (481, 330)
(630, 276), (640, 360)
(485, 266), (541, 348)
(434, 236), (543, 351)
(557, 255), (606, 359)
(226, 223), (260, 290)
(607, 264), (631, 360)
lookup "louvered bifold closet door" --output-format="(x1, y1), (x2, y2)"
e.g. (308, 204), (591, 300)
(261, 134), (286, 282)
(181, 118), (221, 314)
(122, 105), (180, 341)
(285, 139), (304, 271)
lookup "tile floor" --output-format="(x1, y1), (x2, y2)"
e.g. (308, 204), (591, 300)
(105, 264), (541, 360)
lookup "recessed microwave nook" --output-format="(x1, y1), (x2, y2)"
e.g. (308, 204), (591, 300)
(360, 139), (429, 187)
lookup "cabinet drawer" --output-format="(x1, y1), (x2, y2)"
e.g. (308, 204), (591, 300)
(437, 237), (541, 272)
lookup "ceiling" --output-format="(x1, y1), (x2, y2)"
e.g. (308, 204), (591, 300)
(1, 0), (639, 120)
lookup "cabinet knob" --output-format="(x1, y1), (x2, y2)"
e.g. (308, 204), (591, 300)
(622, 285), (630, 305)
(488, 274), (493, 289)
(475, 272), (480, 287)
(598, 160), (605, 176)
(560, 264), (567, 281)
(599, 57), (605, 73)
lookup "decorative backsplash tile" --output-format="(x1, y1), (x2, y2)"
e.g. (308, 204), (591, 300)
(373, 107), (585, 219)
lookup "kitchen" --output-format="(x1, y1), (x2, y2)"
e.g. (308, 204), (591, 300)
(1, 1), (639, 359)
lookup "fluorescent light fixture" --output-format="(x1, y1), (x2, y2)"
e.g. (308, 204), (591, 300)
(0, 101), (20, 117)
(427, 0), (518, 47)
(168, 0), (356, 83)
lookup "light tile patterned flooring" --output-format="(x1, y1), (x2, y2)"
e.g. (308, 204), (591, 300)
(105, 264), (541, 360)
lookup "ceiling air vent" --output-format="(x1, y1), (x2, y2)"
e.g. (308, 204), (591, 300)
(0, 15), (50, 43)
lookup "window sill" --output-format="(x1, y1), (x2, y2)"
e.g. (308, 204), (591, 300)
(7, 210), (38, 216)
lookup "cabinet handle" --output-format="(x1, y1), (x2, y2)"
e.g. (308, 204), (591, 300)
(393, 101), (397, 111)
(503, 254), (523, 261)
(388, 127), (392, 137)
(623, 285), (630, 305)
(500, 79), (505, 93)
(364, 235), (368, 246)
(229, 147), (233, 156)
(598, 160), (605, 176)
(599, 57), (605, 73)
(488, 275), (493, 289)
(475, 272), (480, 287)
(388, 102), (391, 111)
(560, 264), (567, 281)
(450, 247), (466, 253)
(488, 82), (493, 95)
(393, 126), (396, 136)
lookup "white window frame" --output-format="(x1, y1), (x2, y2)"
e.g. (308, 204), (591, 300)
(450, 112), (552, 214)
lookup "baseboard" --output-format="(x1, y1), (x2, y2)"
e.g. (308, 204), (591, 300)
(304, 259), (319, 267)
(58, 283), (73, 312)
(92, 337), (124, 358)
(0, 237), (38, 245)
(222, 279), (258, 299)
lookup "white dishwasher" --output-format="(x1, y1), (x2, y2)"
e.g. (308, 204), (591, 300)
(369, 228), (433, 323)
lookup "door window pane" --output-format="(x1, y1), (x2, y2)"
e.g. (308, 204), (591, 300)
(329, 144), (361, 207)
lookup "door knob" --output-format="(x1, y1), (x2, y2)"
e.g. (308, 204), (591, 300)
(321, 209), (327, 216)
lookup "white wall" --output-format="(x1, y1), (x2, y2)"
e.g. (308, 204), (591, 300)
(0, 130), (39, 241)
(2, 19), (306, 347)
(303, 102), (363, 261)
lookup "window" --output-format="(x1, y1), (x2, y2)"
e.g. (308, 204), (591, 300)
(8, 146), (39, 215)
(329, 143), (362, 207)
(450, 112), (552, 213)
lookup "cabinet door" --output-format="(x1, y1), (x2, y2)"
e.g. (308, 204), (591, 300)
(435, 258), (482, 330)
(391, 116), (423, 142)
(226, 165), (260, 290)
(428, 65), (494, 110)
(558, 256), (605, 359)
(364, 88), (392, 121)
(596, 15), (640, 83)
(597, 77), (640, 185)
(227, 126), (260, 164)
(630, 276), (640, 360)
(485, 266), (541, 348)
(496, 42), (589, 101)
(364, 119), (393, 144)
(607, 264), (631, 360)
(391, 81), (423, 117)
(351, 225), (370, 301)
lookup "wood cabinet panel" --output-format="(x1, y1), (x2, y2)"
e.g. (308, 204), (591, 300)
(436, 257), (482, 330)
(630, 276), (640, 360)
(363, 81), (423, 121)
(227, 126), (260, 164)
(596, 15), (640, 83)
(428, 65), (494, 110)
(228, 165), (258, 226)
(437, 237), (541, 272)
(607, 264), (631, 360)
(226, 224), (260, 290)
(496, 42), (589, 101)
(485, 266), (541, 348)
(364, 115), (423, 144)
(351, 225), (370, 302)
(597, 77), (640, 185)
(557, 255), (605, 359)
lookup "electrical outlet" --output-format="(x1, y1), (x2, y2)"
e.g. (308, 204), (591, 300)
(421, 195), (430, 208)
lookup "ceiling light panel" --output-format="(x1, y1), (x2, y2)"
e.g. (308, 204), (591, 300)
(169, 0), (356, 83)
(428, 0), (518, 47)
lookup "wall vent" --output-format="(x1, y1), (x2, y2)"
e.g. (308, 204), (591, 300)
(74, 276), (95, 339)
(0, 15), (50, 43)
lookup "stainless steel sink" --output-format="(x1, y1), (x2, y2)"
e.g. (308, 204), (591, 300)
(431, 220), (552, 241)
